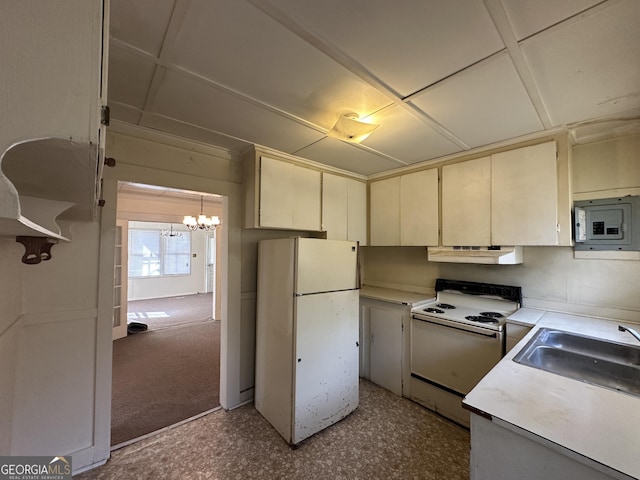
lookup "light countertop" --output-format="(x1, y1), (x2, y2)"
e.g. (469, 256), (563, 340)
(506, 307), (546, 327)
(359, 285), (434, 307)
(463, 311), (640, 479)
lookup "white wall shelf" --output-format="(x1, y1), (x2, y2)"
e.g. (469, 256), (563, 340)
(0, 138), (99, 241)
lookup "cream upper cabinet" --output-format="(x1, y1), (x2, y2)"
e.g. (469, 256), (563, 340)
(441, 141), (569, 246)
(370, 177), (400, 245)
(246, 156), (322, 231)
(491, 141), (559, 246)
(441, 157), (491, 246)
(400, 169), (439, 246)
(370, 169), (439, 246)
(322, 173), (367, 245)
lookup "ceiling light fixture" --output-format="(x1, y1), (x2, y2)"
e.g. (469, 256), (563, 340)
(327, 113), (379, 143)
(161, 224), (183, 238)
(183, 196), (220, 231)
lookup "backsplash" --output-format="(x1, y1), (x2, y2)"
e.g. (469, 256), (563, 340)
(361, 245), (640, 323)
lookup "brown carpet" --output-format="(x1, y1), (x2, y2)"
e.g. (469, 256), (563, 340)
(111, 319), (220, 446)
(127, 293), (214, 331)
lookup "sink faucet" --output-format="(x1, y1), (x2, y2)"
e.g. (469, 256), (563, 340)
(618, 325), (640, 343)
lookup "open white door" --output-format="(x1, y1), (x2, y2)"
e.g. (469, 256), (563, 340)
(206, 230), (216, 293)
(112, 219), (128, 340)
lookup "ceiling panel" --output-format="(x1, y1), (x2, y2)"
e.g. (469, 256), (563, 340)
(267, 0), (504, 96)
(109, 102), (142, 125)
(501, 0), (603, 40)
(411, 52), (543, 148)
(295, 138), (403, 176)
(522, 0), (640, 126)
(168, 0), (393, 130)
(108, 46), (157, 109)
(141, 113), (252, 153)
(109, 0), (175, 56)
(106, 0), (638, 177)
(362, 106), (461, 164)
(152, 70), (326, 153)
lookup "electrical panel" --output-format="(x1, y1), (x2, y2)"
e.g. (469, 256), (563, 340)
(574, 196), (640, 251)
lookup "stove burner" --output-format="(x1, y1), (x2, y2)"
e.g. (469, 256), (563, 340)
(436, 303), (456, 309)
(423, 307), (445, 314)
(465, 315), (499, 324)
(479, 312), (504, 319)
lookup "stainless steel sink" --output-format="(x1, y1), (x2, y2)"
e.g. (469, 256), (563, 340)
(513, 328), (640, 397)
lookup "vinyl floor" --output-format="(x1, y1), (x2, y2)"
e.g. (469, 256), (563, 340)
(80, 379), (470, 479)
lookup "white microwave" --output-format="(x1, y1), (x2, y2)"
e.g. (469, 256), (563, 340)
(574, 196), (639, 251)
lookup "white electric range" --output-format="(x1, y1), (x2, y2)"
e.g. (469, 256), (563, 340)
(410, 279), (522, 426)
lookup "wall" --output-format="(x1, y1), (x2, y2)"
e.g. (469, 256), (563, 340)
(126, 222), (208, 301)
(0, 221), (102, 468)
(118, 189), (223, 306)
(362, 132), (640, 324)
(0, 238), (25, 454)
(11, 221), (100, 455)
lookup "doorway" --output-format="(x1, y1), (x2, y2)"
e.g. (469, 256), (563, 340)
(110, 182), (223, 447)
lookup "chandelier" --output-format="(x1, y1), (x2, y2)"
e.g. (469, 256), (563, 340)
(161, 224), (183, 238)
(183, 196), (220, 231)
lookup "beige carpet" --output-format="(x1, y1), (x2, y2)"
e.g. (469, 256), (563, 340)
(112, 296), (220, 446)
(127, 293), (214, 331)
(82, 379), (470, 479)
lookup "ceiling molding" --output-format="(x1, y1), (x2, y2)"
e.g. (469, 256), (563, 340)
(367, 126), (568, 180)
(109, 120), (236, 160)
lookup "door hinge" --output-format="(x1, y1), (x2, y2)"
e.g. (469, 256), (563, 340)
(101, 105), (110, 126)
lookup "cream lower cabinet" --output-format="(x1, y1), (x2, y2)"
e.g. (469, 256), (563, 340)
(360, 298), (410, 397)
(471, 414), (624, 480)
(370, 169), (439, 246)
(245, 155), (322, 231)
(506, 322), (532, 353)
(322, 173), (367, 245)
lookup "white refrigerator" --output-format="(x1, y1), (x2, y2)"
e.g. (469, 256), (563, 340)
(254, 237), (360, 445)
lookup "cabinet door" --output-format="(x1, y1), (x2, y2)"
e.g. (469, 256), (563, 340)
(370, 177), (400, 245)
(492, 141), (558, 245)
(260, 157), (321, 230)
(322, 174), (367, 245)
(322, 173), (348, 240)
(442, 157), (491, 246)
(400, 169), (439, 246)
(347, 178), (367, 245)
(370, 306), (402, 396)
(359, 303), (370, 378)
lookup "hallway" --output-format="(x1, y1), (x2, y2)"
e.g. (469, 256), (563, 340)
(112, 294), (220, 446)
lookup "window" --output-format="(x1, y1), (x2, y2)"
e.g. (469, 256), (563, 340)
(128, 223), (191, 277)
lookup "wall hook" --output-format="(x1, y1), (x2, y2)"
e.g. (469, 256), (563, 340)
(16, 236), (58, 264)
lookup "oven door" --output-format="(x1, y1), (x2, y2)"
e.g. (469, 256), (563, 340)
(411, 315), (504, 395)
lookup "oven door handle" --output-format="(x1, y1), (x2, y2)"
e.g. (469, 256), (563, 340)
(411, 315), (499, 338)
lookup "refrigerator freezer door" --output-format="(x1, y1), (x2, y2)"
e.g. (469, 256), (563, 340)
(293, 289), (359, 444)
(295, 238), (358, 295)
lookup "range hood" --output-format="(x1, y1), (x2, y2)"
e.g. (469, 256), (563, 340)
(427, 246), (523, 264)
